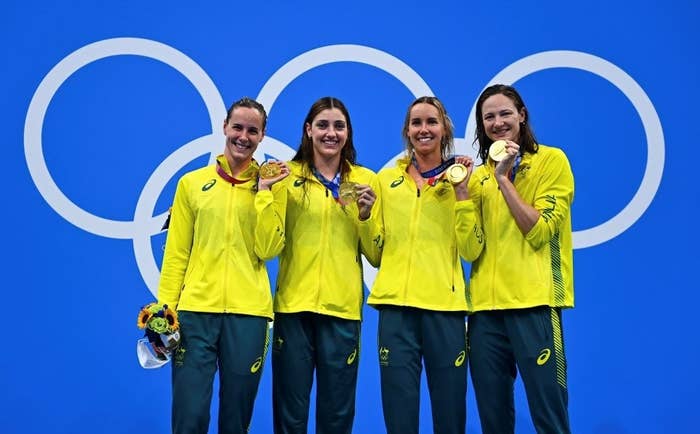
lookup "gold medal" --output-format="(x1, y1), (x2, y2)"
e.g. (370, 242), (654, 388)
(259, 161), (281, 179)
(488, 140), (508, 162)
(446, 163), (468, 184)
(339, 182), (358, 204)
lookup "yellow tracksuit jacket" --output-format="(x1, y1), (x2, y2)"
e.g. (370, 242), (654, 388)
(367, 157), (469, 312)
(254, 160), (382, 320)
(157, 155), (275, 319)
(459, 144), (575, 312)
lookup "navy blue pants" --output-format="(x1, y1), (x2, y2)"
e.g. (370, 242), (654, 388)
(377, 306), (467, 434)
(171, 312), (269, 434)
(468, 306), (570, 434)
(272, 312), (360, 434)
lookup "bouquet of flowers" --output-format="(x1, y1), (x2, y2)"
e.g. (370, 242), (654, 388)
(136, 303), (181, 364)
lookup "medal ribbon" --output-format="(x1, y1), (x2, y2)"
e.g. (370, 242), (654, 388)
(216, 160), (252, 185)
(411, 155), (455, 186)
(510, 154), (522, 183)
(311, 166), (341, 199)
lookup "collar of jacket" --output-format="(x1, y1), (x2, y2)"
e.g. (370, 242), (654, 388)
(215, 154), (260, 183)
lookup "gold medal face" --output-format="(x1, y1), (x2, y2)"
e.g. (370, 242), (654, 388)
(446, 163), (468, 184)
(259, 162), (281, 179)
(339, 182), (358, 204)
(488, 140), (508, 162)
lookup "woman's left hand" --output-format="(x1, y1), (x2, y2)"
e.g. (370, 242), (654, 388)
(494, 140), (520, 179)
(356, 184), (376, 221)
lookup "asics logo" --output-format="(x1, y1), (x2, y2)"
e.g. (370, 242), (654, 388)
(250, 356), (263, 373)
(454, 350), (466, 367)
(347, 348), (357, 365)
(202, 179), (216, 191)
(537, 348), (551, 366)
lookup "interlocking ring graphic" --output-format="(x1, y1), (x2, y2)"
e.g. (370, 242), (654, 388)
(24, 37), (664, 296)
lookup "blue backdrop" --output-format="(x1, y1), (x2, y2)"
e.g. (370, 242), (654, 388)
(4, 1), (698, 433)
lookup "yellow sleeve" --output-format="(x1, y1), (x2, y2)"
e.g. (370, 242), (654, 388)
(455, 174), (485, 262)
(254, 180), (288, 260)
(525, 149), (575, 250)
(157, 177), (194, 308)
(358, 174), (384, 268)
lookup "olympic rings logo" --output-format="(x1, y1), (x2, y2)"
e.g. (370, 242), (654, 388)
(24, 37), (664, 296)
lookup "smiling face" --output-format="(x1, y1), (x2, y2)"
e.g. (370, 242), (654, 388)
(407, 102), (444, 159)
(305, 107), (348, 163)
(480, 93), (525, 143)
(222, 106), (265, 167)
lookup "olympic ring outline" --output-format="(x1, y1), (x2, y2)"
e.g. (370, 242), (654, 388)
(463, 51), (664, 249)
(24, 38), (664, 296)
(24, 39), (435, 294)
(24, 37), (226, 240)
(251, 44), (437, 293)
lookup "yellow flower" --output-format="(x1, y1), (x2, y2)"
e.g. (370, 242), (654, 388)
(164, 306), (179, 331)
(137, 307), (152, 329)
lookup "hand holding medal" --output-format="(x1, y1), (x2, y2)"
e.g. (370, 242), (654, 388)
(446, 163), (468, 185)
(446, 156), (474, 201)
(259, 161), (282, 179)
(257, 160), (290, 191)
(489, 140), (521, 179)
(338, 182), (376, 221)
(446, 156), (474, 186)
(338, 181), (359, 205)
(488, 140), (509, 162)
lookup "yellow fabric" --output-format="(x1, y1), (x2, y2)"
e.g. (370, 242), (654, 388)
(462, 145), (575, 311)
(157, 155), (274, 319)
(255, 160), (382, 320)
(368, 157), (469, 312)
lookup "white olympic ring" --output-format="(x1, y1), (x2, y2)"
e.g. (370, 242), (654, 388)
(251, 44), (434, 164)
(24, 38), (664, 296)
(463, 51), (664, 249)
(24, 37), (226, 240)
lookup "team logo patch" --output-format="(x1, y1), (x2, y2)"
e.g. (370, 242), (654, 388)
(379, 346), (390, 366)
(436, 185), (451, 197)
(518, 165), (531, 177)
(293, 178), (305, 187)
(174, 346), (186, 367)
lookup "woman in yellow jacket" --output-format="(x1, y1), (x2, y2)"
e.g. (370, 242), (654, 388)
(255, 96), (382, 434)
(461, 84), (575, 434)
(368, 96), (475, 434)
(158, 97), (287, 434)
